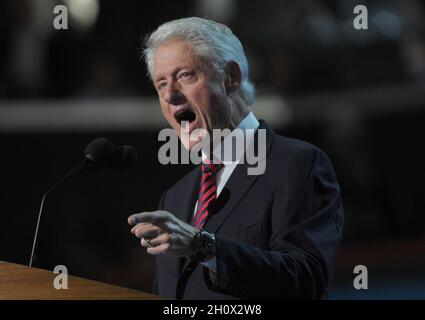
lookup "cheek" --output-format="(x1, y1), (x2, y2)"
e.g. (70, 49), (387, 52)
(160, 102), (173, 123)
(205, 85), (228, 123)
(191, 86), (216, 117)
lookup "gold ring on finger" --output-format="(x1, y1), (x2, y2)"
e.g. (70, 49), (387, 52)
(145, 238), (153, 248)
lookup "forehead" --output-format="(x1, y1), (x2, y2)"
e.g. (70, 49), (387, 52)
(152, 39), (203, 80)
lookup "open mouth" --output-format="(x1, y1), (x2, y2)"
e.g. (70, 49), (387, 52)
(174, 109), (197, 125)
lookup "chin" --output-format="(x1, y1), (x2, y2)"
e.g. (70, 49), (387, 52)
(187, 137), (203, 151)
(179, 131), (207, 152)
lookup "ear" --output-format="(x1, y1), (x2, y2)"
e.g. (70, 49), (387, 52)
(224, 61), (242, 95)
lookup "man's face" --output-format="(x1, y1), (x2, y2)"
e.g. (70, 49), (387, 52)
(152, 39), (230, 150)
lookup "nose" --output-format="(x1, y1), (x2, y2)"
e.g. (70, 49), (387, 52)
(163, 82), (186, 106)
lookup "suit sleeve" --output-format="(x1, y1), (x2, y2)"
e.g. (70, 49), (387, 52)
(212, 147), (344, 299)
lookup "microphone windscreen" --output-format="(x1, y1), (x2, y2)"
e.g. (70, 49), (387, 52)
(84, 137), (114, 169)
(107, 145), (138, 170)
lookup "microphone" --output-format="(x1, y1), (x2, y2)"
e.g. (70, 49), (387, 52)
(29, 138), (137, 267)
(84, 137), (114, 171)
(107, 145), (138, 171)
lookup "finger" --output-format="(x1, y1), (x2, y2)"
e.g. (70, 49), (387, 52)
(146, 242), (170, 255)
(133, 224), (162, 239)
(141, 238), (154, 248)
(147, 232), (171, 246)
(140, 232), (170, 247)
(128, 213), (145, 226)
(128, 211), (170, 226)
(131, 222), (149, 234)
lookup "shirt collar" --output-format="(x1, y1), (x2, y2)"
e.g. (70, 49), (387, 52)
(202, 112), (260, 166)
(236, 111), (260, 131)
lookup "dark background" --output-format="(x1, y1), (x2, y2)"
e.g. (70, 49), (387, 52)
(1, 0), (424, 299)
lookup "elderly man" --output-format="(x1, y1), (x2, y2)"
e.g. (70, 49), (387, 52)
(128, 17), (343, 299)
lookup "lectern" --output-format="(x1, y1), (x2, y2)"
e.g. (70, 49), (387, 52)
(0, 261), (161, 299)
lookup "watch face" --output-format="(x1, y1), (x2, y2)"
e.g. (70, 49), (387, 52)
(191, 231), (215, 261)
(198, 231), (209, 253)
(191, 231), (204, 254)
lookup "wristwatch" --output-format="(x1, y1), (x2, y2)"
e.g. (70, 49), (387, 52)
(190, 230), (216, 262)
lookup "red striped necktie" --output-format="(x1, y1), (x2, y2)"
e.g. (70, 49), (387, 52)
(192, 161), (224, 229)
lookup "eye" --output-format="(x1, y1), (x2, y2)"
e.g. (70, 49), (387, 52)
(156, 81), (167, 91)
(177, 71), (194, 81)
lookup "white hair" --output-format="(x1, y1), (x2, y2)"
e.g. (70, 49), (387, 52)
(143, 17), (255, 106)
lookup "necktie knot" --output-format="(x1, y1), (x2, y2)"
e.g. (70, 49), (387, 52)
(202, 160), (224, 174)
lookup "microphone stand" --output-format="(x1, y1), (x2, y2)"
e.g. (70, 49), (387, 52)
(28, 138), (135, 267)
(29, 159), (91, 267)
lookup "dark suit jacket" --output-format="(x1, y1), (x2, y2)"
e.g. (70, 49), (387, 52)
(153, 120), (344, 299)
